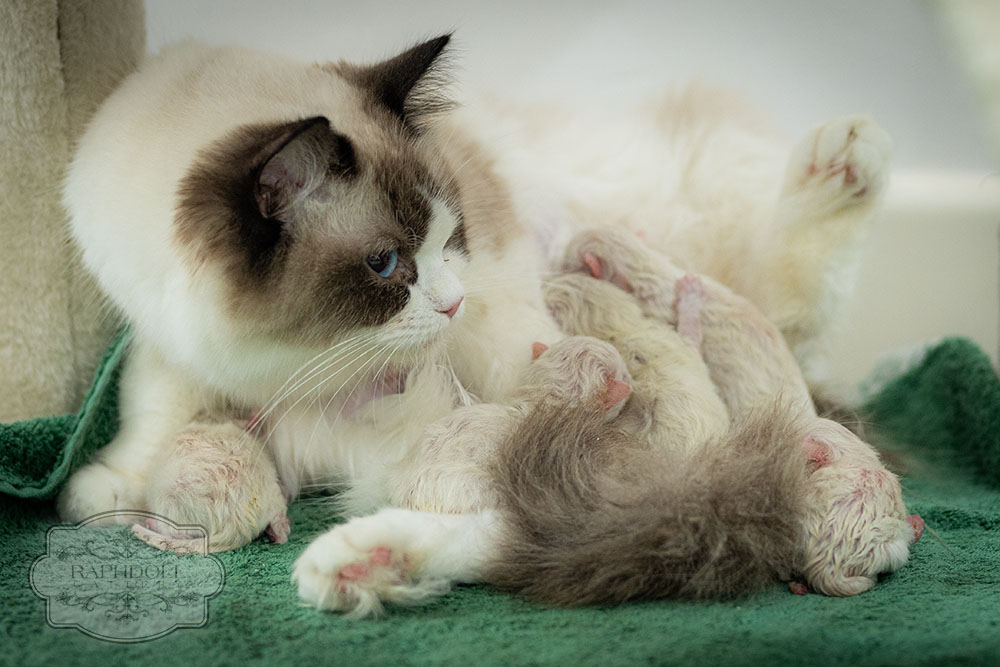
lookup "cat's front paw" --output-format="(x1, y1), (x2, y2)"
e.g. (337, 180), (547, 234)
(784, 115), (892, 211)
(57, 462), (144, 524)
(293, 517), (449, 618)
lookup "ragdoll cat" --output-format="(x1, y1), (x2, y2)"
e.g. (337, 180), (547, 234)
(57, 34), (894, 614)
(533, 228), (923, 598)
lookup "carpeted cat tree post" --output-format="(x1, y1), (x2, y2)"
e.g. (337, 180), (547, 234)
(0, 0), (145, 422)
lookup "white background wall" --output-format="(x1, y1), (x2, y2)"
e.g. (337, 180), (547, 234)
(145, 0), (1000, 390)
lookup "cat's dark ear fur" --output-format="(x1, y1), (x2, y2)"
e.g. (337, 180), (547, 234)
(255, 116), (355, 219)
(337, 34), (454, 130)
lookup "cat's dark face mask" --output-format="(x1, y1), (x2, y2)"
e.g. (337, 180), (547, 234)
(173, 35), (467, 349)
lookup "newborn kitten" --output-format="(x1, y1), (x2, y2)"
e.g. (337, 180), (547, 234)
(561, 228), (923, 596)
(132, 421), (290, 554)
(294, 335), (632, 616)
(543, 272), (729, 454)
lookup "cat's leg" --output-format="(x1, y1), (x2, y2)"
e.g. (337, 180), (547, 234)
(753, 115), (892, 382)
(294, 508), (500, 617)
(57, 338), (211, 524)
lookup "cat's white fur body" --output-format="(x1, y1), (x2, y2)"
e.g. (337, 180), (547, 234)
(463, 95), (890, 381)
(58, 38), (898, 614)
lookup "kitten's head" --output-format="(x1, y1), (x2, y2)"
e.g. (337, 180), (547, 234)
(175, 36), (466, 356)
(518, 337), (632, 419)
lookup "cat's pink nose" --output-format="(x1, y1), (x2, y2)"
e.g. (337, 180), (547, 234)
(439, 297), (463, 319)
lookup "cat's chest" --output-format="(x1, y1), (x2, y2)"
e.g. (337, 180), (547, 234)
(263, 362), (463, 492)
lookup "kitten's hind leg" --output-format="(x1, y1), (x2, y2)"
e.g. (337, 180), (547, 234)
(294, 508), (500, 618)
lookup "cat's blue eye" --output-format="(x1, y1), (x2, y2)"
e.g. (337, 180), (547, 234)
(366, 250), (398, 278)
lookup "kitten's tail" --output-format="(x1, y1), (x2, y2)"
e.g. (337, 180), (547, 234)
(487, 402), (810, 604)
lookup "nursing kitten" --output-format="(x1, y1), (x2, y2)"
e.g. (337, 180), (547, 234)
(132, 420), (289, 554)
(490, 274), (813, 604)
(296, 336), (631, 616)
(385, 336), (632, 516)
(550, 228), (922, 597)
(57, 35), (894, 613)
(543, 273), (729, 454)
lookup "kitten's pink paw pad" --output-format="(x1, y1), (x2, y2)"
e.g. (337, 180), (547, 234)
(907, 515), (924, 543)
(673, 274), (706, 305)
(266, 514), (291, 544)
(673, 274), (707, 349)
(788, 581), (809, 595)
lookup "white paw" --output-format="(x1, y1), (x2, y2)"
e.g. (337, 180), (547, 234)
(56, 462), (142, 524)
(785, 115), (892, 209)
(293, 518), (449, 618)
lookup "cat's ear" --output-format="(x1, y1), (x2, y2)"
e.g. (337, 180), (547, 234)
(338, 34), (453, 129)
(254, 116), (355, 219)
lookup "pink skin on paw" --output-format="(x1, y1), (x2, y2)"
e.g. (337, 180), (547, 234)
(531, 342), (549, 361)
(370, 546), (393, 567)
(788, 581), (809, 596)
(907, 515), (924, 543)
(335, 547), (398, 586)
(673, 275), (706, 351)
(338, 563), (370, 582)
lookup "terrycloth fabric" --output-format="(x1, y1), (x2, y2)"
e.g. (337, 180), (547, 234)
(0, 0), (144, 422)
(0, 327), (128, 499)
(0, 337), (998, 666)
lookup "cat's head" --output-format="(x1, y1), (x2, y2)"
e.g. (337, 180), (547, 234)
(68, 36), (470, 396)
(176, 36), (466, 351)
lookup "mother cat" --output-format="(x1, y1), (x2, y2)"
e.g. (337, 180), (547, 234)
(57, 35), (893, 614)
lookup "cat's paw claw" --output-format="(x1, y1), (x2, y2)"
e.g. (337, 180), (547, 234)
(57, 462), (139, 524)
(294, 523), (446, 617)
(786, 115), (892, 209)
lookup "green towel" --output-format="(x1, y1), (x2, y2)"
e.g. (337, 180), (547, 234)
(0, 326), (129, 498)
(1, 336), (998, 666)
